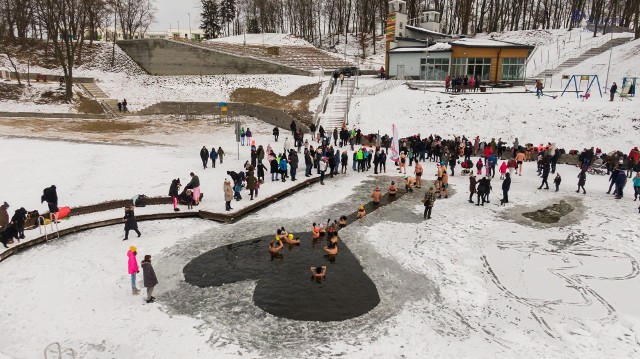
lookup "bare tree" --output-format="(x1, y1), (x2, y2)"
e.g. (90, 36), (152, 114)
(1, 42), (22, 85)
(36, 0), (88, 100)
(116, 0), (156, 39)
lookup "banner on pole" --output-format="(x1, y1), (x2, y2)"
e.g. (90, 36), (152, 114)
(390, 124), (399, 162)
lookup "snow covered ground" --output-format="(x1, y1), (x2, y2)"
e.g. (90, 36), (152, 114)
(0, 116), (317, 217)
(2, 146), (640, 358)
(549, 37), (640, 90)
(349, 77), (638, 152)
(477, 28), (635, 76)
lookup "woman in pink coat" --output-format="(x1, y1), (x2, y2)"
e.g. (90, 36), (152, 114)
(499, 161), (508, 180)
(128, 246), (140, 295)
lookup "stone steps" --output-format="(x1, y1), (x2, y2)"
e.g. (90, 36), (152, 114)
(539, 37), (631, 77)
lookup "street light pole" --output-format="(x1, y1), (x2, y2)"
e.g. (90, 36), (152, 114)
(188, 13), (191, 40)
(178, 20), (180, 39)
(604, 27), (613, 93)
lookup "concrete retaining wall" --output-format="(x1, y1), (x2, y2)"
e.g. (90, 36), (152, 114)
(7, 72), (95, 83)
(117, 39), (311, 76)
(0, 112), (109, 119)
(136, 101), (310, 133)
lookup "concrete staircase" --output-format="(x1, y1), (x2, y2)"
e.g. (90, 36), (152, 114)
(538, 37), (631, 77)
(79, 82), (108, 98)
(79, 82), (119, 116)
(195, 41), (355, 72)
(318, 78), (355, 131)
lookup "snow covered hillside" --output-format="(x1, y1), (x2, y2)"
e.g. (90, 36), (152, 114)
(477, 28), (634, 76)
(555, 37), (640, 86)
(349, 78), (638, 152)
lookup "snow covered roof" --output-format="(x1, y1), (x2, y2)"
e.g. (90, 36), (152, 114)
(450, 38), (534, 49)
(406, 25), (452, 38)
(426, 43), (451, 52)
(389, 47), (428, 53)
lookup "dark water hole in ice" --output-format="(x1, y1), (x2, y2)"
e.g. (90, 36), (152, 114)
(183, 192), (404, 321)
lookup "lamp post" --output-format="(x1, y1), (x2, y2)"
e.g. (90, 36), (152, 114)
(188, 13), (191, 40)
(604, 25), (613, 93)
(178, 20), (180, 39)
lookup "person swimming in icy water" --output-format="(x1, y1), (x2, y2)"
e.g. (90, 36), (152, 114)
(269, 228), (286, 254)
(285, 233), (300, 245)
(269, 237), (283, 254)
(310, 266), (327, 282)
(338, 215), (347, 227)
(324, 234), (338, 256)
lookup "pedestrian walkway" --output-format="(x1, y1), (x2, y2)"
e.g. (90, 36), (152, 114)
(79, 81), (119, 116)
(318, 78), (354, 131)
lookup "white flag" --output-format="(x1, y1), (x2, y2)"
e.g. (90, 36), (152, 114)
(390, 124), (400, 162)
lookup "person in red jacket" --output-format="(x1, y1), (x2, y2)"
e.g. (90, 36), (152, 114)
(483, 146), (493, 166)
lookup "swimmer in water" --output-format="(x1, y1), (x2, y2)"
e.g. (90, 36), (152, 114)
(324, 240), (338, 255)
(310, 266), (327, 281)
(327, 222), (337, 237)
(388, 181), (398, 196)
(269, 237), (283, 254)
(285, 233), (300, 245)
(338, 215), (347, 227)
(371, 186), (382, 204)
(276, 227), (288, 241)
(357, 205), (366, 219)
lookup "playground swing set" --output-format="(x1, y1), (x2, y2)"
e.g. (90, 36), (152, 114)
(559, 75), (635, 101)
(560, 75), (602, 99)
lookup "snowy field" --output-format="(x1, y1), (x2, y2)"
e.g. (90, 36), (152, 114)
(349, 77), (638, 152)
(1, 137), (640, 358)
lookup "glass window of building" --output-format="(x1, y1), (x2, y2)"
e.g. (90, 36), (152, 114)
(501, 58), (525, 80)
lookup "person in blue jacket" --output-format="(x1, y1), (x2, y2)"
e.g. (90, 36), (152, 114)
(279, 156), (288, 183)
(615, 169), (627, 199)
(209, 147), (218, 168)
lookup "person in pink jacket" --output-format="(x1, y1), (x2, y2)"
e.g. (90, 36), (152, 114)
(128, 246), (140, 295)
(499, 161), (508, 180)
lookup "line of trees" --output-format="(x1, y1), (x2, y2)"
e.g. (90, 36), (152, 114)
(1, 0), (156, 100)
(200, 0), (639, 47)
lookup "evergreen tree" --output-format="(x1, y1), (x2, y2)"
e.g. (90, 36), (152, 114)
(200, 0), (221, 39)
(219, 0), (236, 36)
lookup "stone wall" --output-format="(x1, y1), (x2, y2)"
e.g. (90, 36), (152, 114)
(117, 39), (311, 76)
(136, 101), (309, 132)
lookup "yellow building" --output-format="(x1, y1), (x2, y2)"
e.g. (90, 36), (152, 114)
(449, 38), (534, 83)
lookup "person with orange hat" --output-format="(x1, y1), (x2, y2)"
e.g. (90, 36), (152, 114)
(127, 246), (140, 295)
(357, 205), (366, 219)
(371, 186), (382, 204)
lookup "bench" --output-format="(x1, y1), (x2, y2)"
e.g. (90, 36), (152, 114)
(35, 74), (47, 82)
(449, 85), (480, 93)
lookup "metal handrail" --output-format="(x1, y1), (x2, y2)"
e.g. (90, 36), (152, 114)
(530, 34), (616, 76)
